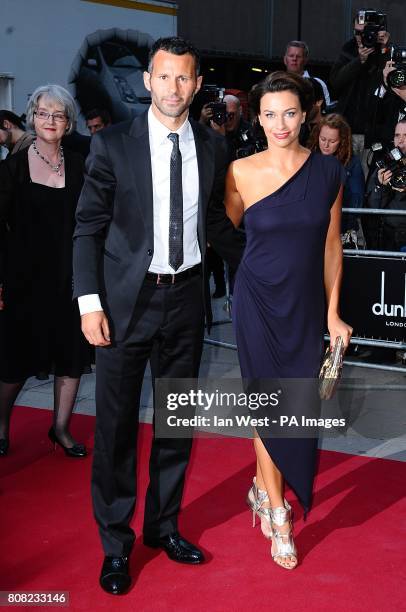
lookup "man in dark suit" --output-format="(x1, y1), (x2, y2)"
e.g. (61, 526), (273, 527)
(73, 37), (243, 595)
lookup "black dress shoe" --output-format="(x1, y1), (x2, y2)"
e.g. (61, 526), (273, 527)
(0, 438), (9, 457)
(48, 427), (87, 458)
(143, 532), (204, 564)
(99, 556), (131, 595)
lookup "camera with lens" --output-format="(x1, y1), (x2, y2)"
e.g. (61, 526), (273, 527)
(373, 142), (406, 190)
(387, 46), (406, 89)
(199, 84), (227, 125)
(207, 102), (227, 126)
(235, 129), (267, 159)
(357, 9), (387, 48)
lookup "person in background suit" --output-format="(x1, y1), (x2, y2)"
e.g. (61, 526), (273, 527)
(0, 110), (34, 156)
(85, 108), (112, 136)
(73, 37), (243, 595)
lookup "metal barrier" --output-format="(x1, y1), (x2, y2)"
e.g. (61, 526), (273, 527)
(205, 207), (406, 373)
(341, 208), (406, 371)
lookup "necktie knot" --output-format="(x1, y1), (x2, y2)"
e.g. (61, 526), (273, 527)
(168, 132), (180, 148)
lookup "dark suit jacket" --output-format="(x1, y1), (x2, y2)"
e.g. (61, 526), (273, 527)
(73, 111), (244, 340)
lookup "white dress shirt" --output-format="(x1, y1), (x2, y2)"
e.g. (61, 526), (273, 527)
(78, 107), (201, 315)
(148, 106), (200, 273)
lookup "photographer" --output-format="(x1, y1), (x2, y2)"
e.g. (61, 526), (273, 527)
(366, 119), (406, 252)
(200, 94), (254, 297)
(200, 94), (258, 161)
(330, 9), (391, 172)
(372, 52), (406, 150)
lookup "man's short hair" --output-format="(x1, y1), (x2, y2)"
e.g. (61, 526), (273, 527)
(223, 94), (241, 107)
(0, 110), (25, 130)
(85, 108), (111, 125)
(285, 40), (310, 58)
(148, 36), (200, 75)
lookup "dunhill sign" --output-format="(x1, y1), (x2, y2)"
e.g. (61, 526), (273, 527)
(341, 257), (406, 343)
(372, 271), (406, 321)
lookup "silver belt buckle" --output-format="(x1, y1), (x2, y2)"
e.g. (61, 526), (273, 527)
(171, 274), (175, 284)
(156, 273), (161, 285)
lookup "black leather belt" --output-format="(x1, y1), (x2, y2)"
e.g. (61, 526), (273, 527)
(145, 264), (201, 285)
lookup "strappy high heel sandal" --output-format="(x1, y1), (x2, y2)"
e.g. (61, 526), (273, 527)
(246, 477), (273, 539)
(270, 501), (298, 570)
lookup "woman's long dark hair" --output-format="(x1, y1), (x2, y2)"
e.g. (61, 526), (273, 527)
(249, 71), (314, 144)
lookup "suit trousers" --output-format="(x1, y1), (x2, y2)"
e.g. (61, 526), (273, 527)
(92, 273), (205, 556)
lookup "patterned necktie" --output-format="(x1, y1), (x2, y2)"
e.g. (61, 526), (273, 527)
(167, 132), (183, 271)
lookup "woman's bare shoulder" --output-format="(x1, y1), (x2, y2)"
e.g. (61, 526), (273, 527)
(232, 150), (268, 175)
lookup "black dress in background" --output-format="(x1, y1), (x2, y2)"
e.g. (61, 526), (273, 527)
(233, 152), (347, 513)
(0, 148), (91, 383)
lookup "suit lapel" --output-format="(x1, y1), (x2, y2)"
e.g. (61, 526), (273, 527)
(191, 120), (214, 246)
(119, 114), (214, 249)
(121, 112), (153, 237)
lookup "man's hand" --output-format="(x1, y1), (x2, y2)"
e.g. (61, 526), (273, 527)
(383, 60), (395, 86)
(358, 44), (375, 64)
(210, 120), (226, 136)
(392, 86), (406, 102)
(199, 103), (214, 125)
(377, 168), (393, 185)
(81, 311), (111, 346)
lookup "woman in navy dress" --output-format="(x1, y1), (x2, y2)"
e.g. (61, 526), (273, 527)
(225, 72), (352, 569)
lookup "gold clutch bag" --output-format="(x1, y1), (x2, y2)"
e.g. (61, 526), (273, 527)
(319, 336), (345, 400)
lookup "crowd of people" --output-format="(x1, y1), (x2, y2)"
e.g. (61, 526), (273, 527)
(0, 7), (405, 594)
(197, 11), (406, 256)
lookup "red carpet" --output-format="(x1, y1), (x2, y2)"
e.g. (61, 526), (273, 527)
(0, 406), (405, 611)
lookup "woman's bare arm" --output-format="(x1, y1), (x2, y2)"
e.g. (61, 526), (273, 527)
(324, 185), (353, 347)
(224, 162), (245, 228)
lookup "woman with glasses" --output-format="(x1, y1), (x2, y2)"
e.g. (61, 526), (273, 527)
(0, 84), (91, 458)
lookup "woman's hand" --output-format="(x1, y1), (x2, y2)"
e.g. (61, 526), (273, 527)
(328, 314), (353, 349)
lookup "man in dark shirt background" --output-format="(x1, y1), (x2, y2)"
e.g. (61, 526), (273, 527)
(330, 9), (391, 173)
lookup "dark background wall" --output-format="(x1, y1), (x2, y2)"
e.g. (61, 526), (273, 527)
(179, 0), (406, 63)
(178, 0), (271, 57)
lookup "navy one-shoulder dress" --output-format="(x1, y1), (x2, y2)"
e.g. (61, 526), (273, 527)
(233, 152), (346, 513)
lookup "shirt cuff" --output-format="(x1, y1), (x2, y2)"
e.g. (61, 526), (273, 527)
(78, 294), (103, 315)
